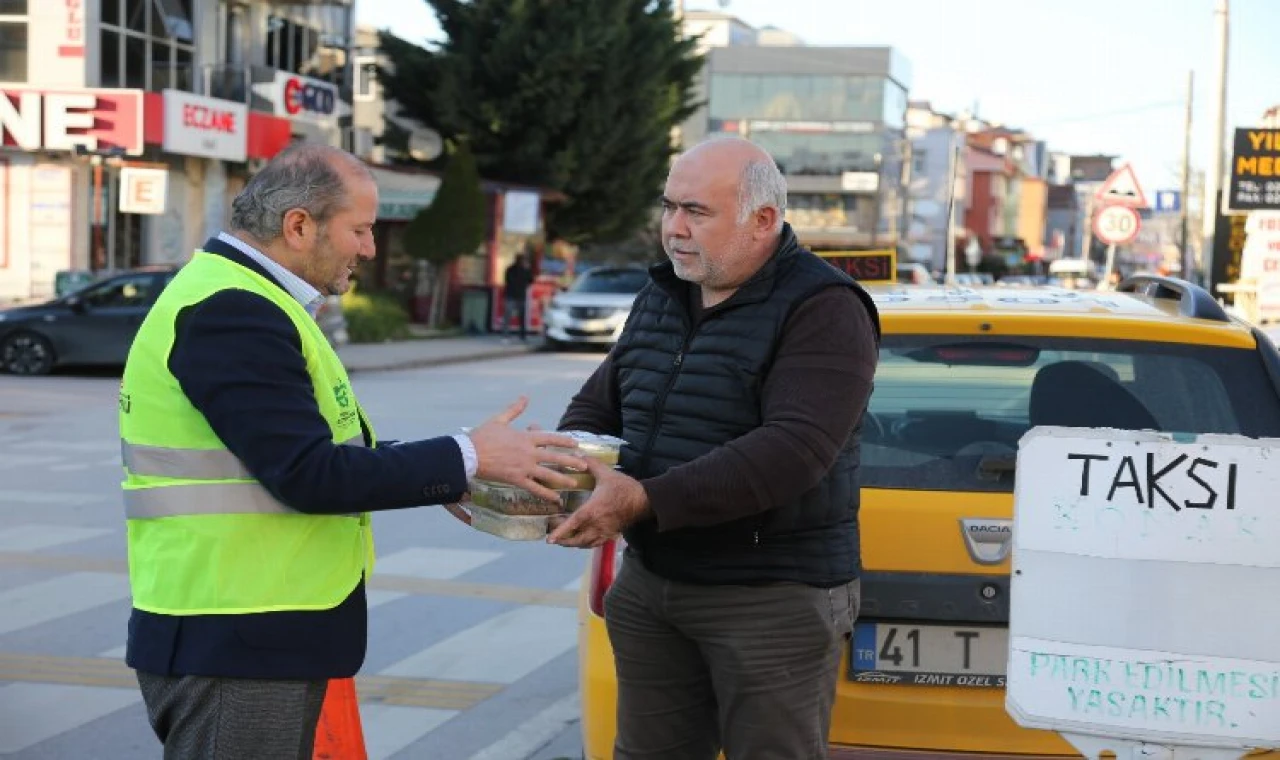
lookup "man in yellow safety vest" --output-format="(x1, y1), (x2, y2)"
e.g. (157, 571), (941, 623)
(120, 143), (584, 758)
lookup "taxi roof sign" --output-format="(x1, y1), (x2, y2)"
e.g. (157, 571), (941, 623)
(1094, 164), (1149, 208)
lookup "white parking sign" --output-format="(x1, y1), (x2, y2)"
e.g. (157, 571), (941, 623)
(1007, 428), (1280, 755)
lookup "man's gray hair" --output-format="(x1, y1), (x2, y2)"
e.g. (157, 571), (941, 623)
(737, 157), (787, 231)
(229, 144), (372, 241)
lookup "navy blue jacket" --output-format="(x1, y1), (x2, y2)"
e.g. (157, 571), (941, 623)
(126, 237), (469, 680)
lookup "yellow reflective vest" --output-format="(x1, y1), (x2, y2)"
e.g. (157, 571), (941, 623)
(120, 251), (374, 615)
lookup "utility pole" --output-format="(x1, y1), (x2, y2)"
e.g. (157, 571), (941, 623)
(945, 126), (961, 282)
(1201, 0), (1229, 288)
(1180, 69), (1194, 280)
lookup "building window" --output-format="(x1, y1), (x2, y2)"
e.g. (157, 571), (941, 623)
(710, 73), (882, 123)
(355, 57), (377, 100)
(267, 14), (324, 78)
(745, 132), (882, 176)
(0, 21), (26, 82)
(882, 81), (907, 129)
(100, 0), (196, 92)
(0, 0), (25, 13)
(788, 193), (867, 231)
(100, 28), (121, 87)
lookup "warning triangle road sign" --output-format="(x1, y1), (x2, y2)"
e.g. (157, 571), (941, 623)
(1094, 164), (1148, 208)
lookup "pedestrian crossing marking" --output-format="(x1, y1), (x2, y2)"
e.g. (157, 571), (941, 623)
(0, 683), (140, 754)
(0, 524), (113, 552)
(0, 572), (130, 636)
(366, 589), (408, 610)
(379, 605), (578, 684)
(46, 463), (91, 472)
(0, 455), (64, 469)
(362, 704), (457, 760)
(0, 550), (578, 608)
(98, 645), (127, 660)
(0, 490), (103, 506)
(374, 547), (502, 579)
(0, 653), (501, 711)
(469, 693), (582, 760)
(23, 441), (120, 453)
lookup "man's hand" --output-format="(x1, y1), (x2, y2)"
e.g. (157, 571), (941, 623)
(547, 459), (651, 548)
(469, 397), (588, 502)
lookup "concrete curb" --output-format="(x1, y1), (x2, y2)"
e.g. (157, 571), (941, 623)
(341, 345), (541, 374)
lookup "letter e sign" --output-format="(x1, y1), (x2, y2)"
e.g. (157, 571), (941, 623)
(118, 167), (168, 215)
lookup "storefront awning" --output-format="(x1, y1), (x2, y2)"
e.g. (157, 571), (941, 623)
(369, 165), (441, 221)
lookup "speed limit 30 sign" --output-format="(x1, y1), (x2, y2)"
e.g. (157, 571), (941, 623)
(1093, 204), (1141, 245)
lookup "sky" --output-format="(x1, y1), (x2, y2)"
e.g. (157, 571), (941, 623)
(356, 0), (1280, 193)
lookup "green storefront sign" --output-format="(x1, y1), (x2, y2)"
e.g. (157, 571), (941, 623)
(378, 191), (437, 221)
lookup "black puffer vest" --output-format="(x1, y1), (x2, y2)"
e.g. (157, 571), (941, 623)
(616, 226), (879, 586)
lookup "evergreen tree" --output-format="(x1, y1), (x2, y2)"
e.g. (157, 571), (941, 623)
(403, 139), (487, 328)
(403, 139), (487, 265)
(379, 0), (703, 243)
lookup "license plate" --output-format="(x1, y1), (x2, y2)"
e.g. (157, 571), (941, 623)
(850, 623), (1008, 688)
(570, 319), (609, 332)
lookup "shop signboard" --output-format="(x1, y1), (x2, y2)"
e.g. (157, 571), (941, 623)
(163, 90), (247, 162)
(0, 88), (144, 154)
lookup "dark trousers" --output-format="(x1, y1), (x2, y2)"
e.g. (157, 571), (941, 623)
(503, 296), (527, 339)
(136, 671), (327, 760)
(605, 555), (859, 760)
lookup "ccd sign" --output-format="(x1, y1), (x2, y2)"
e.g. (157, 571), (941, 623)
(282, 76), (335, 117)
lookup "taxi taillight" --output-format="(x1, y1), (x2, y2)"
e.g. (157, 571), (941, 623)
(588, 538), (621, 617)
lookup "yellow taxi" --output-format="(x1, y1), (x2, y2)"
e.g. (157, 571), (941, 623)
(577, 275), (1280, 759)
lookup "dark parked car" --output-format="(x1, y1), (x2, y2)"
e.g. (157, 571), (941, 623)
(0, 267), (176, 375)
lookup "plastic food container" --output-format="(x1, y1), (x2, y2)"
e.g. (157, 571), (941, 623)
(467, 479), (593, 515)
(542, 431), (626, 466)
(465, 505), (554, 541)
(547, 465), (596, 490)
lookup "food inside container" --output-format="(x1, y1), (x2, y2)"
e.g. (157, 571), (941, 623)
(542, 431), (626, 466)
(468, 479), (563, 515)
(464, 505), (553, 541)
(546, 465), (595, 490)
(467, 479), (593, 516)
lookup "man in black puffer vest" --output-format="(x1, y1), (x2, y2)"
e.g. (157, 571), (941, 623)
(549, 136), (880, 759)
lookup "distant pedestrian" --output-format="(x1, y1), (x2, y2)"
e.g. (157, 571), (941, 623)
(118, 143), (584, 759)
(503, 252), (534, 341)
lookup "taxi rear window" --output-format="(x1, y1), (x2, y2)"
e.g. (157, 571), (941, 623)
(860, 335), (1280, 492)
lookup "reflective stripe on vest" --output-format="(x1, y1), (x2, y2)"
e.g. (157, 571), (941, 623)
(126, 481), (295, 518)
(121, 437), (364, 480)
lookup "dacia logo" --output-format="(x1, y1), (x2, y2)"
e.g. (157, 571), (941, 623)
(959, 518), (1013, 565)
(333, 381), (351, 409)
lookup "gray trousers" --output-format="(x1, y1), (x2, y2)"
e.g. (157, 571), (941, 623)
(604, 555), (859, 760)
(136, 672), (327, 760)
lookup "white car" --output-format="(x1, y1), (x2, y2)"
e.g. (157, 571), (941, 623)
(542, 266), (648, 350)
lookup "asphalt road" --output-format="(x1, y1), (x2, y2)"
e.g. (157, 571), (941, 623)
(0, 351), (607, 760)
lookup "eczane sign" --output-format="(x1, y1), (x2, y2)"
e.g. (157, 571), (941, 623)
(1007, 427), (1280, 755)
(162, 90), (247, 162)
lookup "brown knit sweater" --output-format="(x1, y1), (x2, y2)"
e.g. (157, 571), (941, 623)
(558, 281), (878, 532)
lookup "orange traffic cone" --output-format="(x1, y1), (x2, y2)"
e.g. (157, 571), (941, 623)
(313, 678), (367, 760)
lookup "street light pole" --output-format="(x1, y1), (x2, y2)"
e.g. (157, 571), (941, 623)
(1179, 69), (1194, 279)
(91, 157), (104, 271)
(945, 129), (960, 283)
(1201, 0), (1229, 288)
